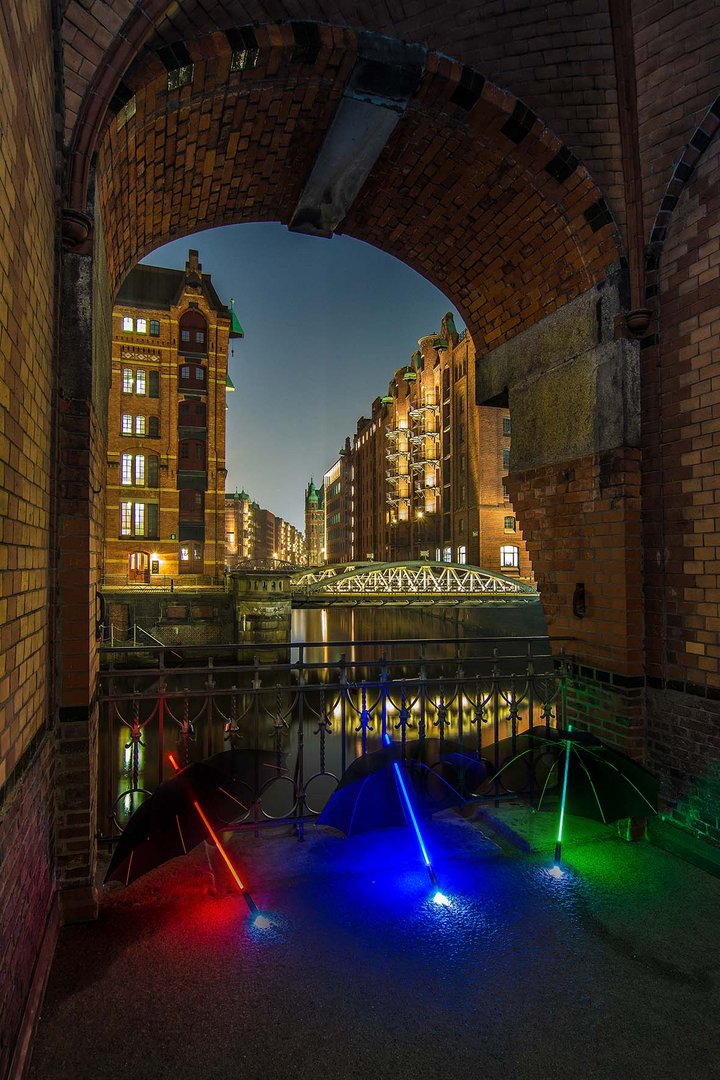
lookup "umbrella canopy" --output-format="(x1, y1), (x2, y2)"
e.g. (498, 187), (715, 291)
(203, 748), (287, 821)
(104, 751), (283, 886)
(317, 744), (465, 837)
(496, 726), (660, 824)
(545, 729), (659, 824)
(376, 737), (492, 799)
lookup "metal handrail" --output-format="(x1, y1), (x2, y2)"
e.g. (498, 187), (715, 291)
(98, 635), (573, 843)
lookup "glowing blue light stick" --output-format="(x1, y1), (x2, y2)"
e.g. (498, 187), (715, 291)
(553, 723), (573, 867)
(383, 734), (448, 903)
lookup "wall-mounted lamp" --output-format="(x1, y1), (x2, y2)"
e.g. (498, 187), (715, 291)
(572, 582), (586, 619)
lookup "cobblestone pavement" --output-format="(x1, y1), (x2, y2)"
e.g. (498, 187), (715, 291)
(28, 805), (720, 1080)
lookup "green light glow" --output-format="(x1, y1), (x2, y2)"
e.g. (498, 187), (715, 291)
(555, 723), (573, 856)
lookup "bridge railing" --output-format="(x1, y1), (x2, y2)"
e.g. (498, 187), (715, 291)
(97, 635), (572, 843)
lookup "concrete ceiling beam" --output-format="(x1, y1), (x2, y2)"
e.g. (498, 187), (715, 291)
(289, 33), (426, 238)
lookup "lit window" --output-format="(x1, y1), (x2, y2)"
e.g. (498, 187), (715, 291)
(504, 516), (516, 531)
(501, 545), (519, 569)
(503, 417), (512, 436)
(120, 502), (132, 535)
(134, 455), (145, 485)
(443, 546), (452, 563)
(136, 370), (146, 395)
(122, 368), (134, 393)
(136, 318), (147, 334)
(134, 503), (145, 536)
(457, 545), (467, 564)
(135, 416), (146, 435)
(121, 414), (133, 435)
(149, 320), (160, 337)
(121, 454), (133, 485)
(180, 546), (189, 561)
(123, 317), (133, 332)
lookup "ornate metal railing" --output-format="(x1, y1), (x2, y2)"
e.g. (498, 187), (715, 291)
(97, 635), (571, 843)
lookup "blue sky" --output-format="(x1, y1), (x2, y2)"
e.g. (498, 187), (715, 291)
(145, 223), (462, 530)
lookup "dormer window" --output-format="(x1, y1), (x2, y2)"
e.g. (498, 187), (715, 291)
(179, 310), (208, 353)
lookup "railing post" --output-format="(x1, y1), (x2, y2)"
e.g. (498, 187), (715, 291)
(379, 655), (388, 744)
(338, 653), (348, 777)
(157, 652), (166, 787)
(204, 657), (215, 759)
(295, 654), (306, 840)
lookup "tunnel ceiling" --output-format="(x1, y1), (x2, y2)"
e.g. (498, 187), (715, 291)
(94, 24), (621, 354)
(63, 1), (627, 237)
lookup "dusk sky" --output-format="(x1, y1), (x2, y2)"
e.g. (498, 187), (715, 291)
(145, 223), (463, 531)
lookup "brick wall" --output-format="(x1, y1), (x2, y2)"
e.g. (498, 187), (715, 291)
(508, 449), (644, 679)
(0, 0), (59, 1067)
(0, 737), (55, 1079)
(646, 687), (720, 844)
(90, 25), (619, 345)
(634, 0), (720, 239)
(62, 2), (625, 236)
(643, 135), (720, 691)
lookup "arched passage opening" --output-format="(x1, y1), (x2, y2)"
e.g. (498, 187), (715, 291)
(76, 21), (638, 655)
(54, 18), (642, 917)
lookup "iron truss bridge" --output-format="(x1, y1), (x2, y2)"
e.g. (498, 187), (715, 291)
(290, 561), (538, 605)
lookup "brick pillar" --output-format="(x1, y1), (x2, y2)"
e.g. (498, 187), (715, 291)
(55, 227), (109, 922)
(476, 281), (646, 756)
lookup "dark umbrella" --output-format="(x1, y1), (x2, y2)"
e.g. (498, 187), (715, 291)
(105, 750), (285, 915)
(318, 742), (465, 837)
(494, 725), (660, 862)
(388, 737), (492, 799)
(203, 748), (287, 822)
(318, 741), (466, 897)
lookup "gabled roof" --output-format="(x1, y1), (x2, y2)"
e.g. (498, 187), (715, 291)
(115, 262), (227, 314)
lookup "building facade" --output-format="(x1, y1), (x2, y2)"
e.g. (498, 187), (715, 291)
(226, 492), (304, 566)
(340, 314), (532, 579)
(323, 438), (353, 564)
(304, 479), (325, 565)
(225, 490), (255, 565)
(104, 250), (239, 585)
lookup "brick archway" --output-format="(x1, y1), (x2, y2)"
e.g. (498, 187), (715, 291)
(89, 25), (621, 331)
(63, 19), (643, 690)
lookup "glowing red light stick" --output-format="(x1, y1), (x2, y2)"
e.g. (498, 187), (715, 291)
(168, 754), (259, 915)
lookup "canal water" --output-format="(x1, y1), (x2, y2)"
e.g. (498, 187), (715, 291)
(100, 600), (558, 836)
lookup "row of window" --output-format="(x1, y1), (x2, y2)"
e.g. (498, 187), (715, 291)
(121, 414), (159, 437)
(433, 544), (519, 568)
(121, 453), (159, 487)
(119, 443), (207, 486)
(121, 501), (158, 537)
(123, 317), (160, 336)
(122, 366), (209, 395)
(121, 320), (209, 350)
(122, 368), (159, 396)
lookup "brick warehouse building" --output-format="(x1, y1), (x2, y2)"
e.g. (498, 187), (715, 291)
(225, 492), (304, 566)
(104, 250), (239, 586)
(3, 2), (720, 1072)
(343, 314), (532, 577)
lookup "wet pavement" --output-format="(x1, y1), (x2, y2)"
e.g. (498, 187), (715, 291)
(28, 804), (720, 1080)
